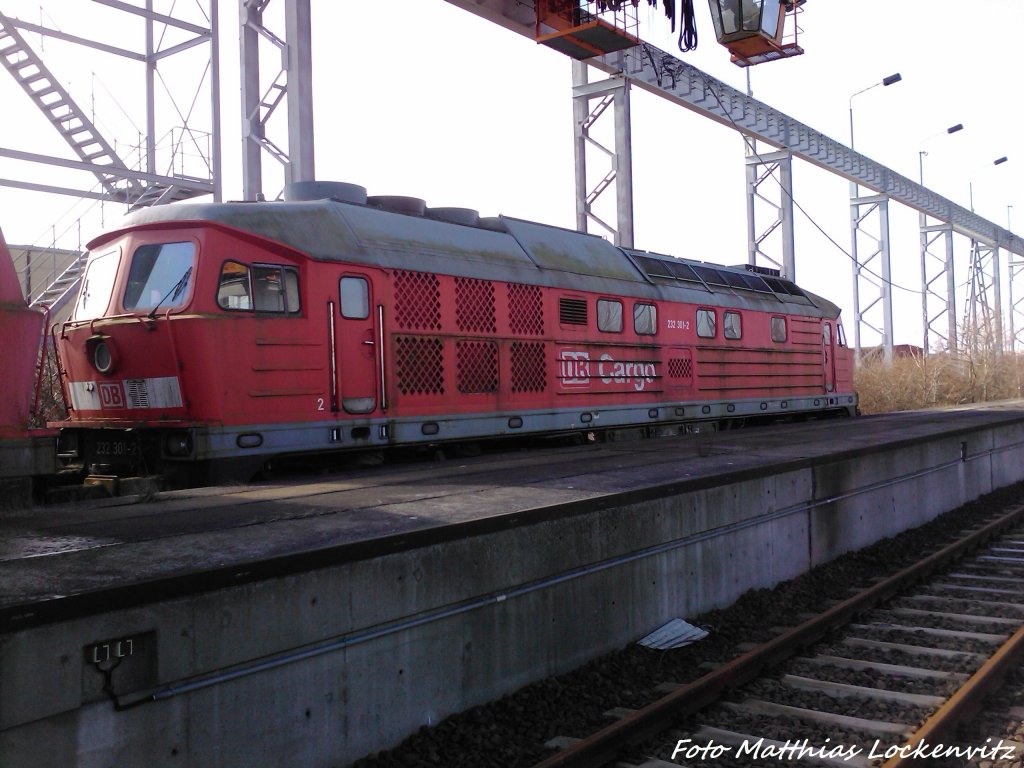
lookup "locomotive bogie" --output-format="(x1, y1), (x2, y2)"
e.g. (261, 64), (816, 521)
(52, 189), (857, 481)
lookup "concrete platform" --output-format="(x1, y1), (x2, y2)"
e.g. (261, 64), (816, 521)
(3, 404), (1024, 767)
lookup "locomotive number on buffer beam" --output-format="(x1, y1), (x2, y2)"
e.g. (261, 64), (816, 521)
(94, 440), (130, 457)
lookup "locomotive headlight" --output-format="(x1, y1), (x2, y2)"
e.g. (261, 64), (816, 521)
(86, 335), (118, 375)
(163, 431), (194, 458)
(93, 340), (113, 373)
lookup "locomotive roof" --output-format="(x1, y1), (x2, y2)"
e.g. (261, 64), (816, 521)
(114, 197), (841, 319)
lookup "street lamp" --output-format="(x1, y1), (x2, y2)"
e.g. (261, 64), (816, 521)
(969, 156), (1009, 213)
(849, 73), (902, 151)
(918, 123), (964, 186)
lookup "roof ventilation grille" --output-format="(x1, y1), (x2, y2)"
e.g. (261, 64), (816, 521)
(740, 263), (781, 277)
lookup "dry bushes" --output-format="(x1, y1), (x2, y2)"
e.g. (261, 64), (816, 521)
(28, 343), (67, 428)
(854, 351), (1024, 414)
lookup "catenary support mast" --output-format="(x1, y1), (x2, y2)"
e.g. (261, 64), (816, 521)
(239, 0), (314, 201)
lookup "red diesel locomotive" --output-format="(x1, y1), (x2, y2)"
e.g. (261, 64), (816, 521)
(54, 181), (856, 481)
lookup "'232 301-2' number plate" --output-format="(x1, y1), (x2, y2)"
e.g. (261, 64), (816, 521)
(86, 437), (136, 466)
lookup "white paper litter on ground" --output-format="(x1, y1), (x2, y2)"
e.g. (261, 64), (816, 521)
(637, 618), (709, 649)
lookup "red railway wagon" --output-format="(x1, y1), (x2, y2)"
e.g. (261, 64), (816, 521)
(54, 181), (856, 482)
(0, 227), (55, 489)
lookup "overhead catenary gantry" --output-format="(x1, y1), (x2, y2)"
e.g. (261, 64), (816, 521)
(571, 60), (634, 248)
(1, 0), (314, 311)
(849, 190), (893, 361)
(0, 0), (222, 313)
(239, 0), (315, 201)
(0, 0), (313, 208)
(0, 1), (220, 207)
(745, 147), (796, 281)
(920, 218), (958, 354)
(7, 2), (1023, 355)
(447, 0), (1024, 358)
(964, 240), (1003, 356)
(1010, 253), (1024, 353)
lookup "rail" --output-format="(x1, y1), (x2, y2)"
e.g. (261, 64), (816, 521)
(532, 503), (1024, 767)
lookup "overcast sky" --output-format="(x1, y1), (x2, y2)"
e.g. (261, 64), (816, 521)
(2, 0), (1021, 347)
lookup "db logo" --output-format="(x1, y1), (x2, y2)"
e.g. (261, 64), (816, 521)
(98, 382), (125, 409)
(559, 349), (591, 387)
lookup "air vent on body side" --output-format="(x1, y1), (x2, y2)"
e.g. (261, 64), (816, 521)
(559, 297), (588, 326)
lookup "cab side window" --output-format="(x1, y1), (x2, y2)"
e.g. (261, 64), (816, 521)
(217, 261), (252, 310)
(252, 266), (286, 312)
(218, 261), (301, 314)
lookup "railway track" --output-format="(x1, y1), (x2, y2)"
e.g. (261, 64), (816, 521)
(535, 504), (1024, 768)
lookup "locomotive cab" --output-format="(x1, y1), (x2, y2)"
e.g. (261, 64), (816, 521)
(58, 231), (199, 477)
(56, 222), (311, 481)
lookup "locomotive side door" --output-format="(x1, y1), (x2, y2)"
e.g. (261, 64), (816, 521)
(336, 274), (379, 414)
(822, 322), (835, 393)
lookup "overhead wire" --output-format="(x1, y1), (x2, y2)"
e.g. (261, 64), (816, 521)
(697, 71), (992, 300)
(686, 60), (928, 298)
